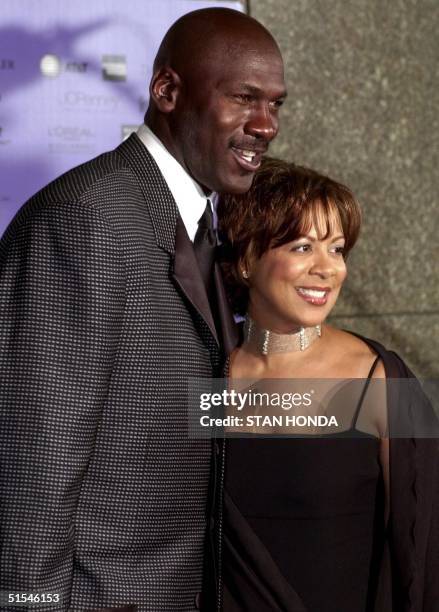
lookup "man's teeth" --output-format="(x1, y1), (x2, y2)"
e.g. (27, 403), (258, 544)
(240, 150), (256, 162)
(297, 288), (327, 298)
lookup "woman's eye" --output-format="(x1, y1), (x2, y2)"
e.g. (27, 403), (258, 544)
(331, 245), (346, 255)
(292, 244), (311, 253)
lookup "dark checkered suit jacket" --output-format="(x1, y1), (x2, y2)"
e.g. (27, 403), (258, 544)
(0, 134), (237, 611)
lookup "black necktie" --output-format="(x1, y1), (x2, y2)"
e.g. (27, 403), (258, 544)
(194, 201), (216, 301)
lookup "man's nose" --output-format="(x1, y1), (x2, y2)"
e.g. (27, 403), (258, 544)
(245, 103), (278, 141)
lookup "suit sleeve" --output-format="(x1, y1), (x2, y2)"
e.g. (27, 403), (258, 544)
(0, 200), (126, 609)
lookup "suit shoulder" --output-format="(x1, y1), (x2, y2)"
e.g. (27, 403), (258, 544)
(36, 148), (135, 206)
(3, 148), (146, 236)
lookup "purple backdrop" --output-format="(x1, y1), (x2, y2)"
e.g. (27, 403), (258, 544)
(0, 0), (245, 235)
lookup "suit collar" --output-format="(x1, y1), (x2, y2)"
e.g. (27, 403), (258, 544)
(116, 133), (238, 353)
(116, 133), (177, 255)
(136, 124), (210, 242)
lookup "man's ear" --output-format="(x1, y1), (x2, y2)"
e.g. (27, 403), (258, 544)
(149, 66), (181, 113)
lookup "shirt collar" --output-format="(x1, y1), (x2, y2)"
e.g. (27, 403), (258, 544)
(136, 123), (216, 241)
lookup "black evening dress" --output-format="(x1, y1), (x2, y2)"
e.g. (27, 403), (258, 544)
(223, 357), (386, 612)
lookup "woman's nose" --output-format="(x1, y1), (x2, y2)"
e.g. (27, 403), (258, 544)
(309, 251), (337, 279)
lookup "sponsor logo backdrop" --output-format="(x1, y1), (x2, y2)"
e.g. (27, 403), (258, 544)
(0, 0), (245, 235)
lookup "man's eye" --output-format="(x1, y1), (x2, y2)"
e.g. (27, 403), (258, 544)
(234, 94), (253, 103)
(270, 99), (284, 109)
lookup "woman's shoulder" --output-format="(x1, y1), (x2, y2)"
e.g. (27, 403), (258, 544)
(324, 326), (376, 356)
(323, 325), (411, 380)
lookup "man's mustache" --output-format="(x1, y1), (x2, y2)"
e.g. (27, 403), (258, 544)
(230, 140), (269, 153)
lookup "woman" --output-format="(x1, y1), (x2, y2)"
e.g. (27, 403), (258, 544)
(217, 158), (438, 612)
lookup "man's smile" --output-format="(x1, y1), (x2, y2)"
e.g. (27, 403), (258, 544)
(230, 146), (264, 171)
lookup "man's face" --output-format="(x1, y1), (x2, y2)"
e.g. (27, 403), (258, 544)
(173, 43), (286, 194)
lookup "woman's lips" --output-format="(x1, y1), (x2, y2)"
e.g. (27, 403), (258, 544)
(231, 147), (262, 172)
(295, 287), (331, 306)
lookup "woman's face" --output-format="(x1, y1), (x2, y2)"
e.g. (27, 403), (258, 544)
(247, 215), (347, 332)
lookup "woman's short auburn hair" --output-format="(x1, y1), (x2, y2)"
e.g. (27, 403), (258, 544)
(217, 157), (362, 315)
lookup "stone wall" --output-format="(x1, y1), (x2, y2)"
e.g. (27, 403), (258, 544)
(250, 0), (438, 377)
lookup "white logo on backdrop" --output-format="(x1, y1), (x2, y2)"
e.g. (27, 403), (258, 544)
(40, 54), (62, 78)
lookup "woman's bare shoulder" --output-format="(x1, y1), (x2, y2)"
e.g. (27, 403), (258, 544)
(322, 326), (386, 378)
(323, 325), (376, 356)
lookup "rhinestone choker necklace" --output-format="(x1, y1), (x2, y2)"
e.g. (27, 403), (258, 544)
(243, 315), (322, 355)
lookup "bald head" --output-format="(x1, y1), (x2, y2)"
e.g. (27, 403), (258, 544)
(153, 8), (281, 76)
(145, 8), (286, 195)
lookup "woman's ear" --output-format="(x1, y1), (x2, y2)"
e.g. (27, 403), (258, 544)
(239, 255), (252, 284)
(149, 66), (181, 113)
(240, 243), (257, 284)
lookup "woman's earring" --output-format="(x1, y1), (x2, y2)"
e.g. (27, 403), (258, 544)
(242, 269), (249, 279)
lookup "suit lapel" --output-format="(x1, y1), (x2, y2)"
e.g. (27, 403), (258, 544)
(214, 263), (239, 355)
(173, 217), (219, 344)
(116, 134), (220, 345)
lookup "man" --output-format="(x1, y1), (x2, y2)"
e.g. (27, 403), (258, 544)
(0, 8), (286, 611)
